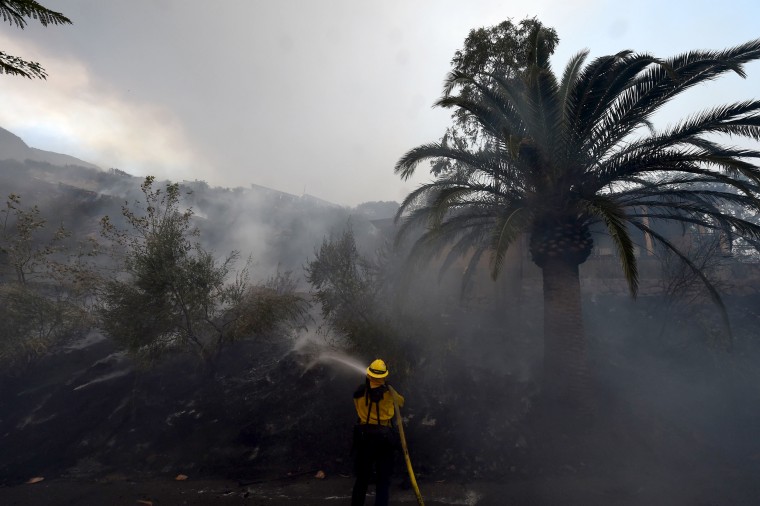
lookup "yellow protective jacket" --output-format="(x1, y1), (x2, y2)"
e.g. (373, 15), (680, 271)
(353, 382), (404, 427)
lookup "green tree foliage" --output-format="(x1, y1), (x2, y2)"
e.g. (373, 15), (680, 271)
(451, 18), (558, 79)
(0, 0), (71, 79)
(395, 25), (760, 417)
(306, 227), (378, 339)
(0, 282), (87, 374)
(0, 193), (68, 284)
(433, 18), (559, 176)
(229, 270), (310, 338)
(305, 226), (411, 370)
(0, 193), (90, 374)
(99, 176), (308, 369)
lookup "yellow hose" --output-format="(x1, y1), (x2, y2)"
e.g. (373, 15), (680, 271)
(388, 385), (424, 506)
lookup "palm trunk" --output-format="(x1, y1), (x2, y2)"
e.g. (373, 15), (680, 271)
(540, 256), (595, 423)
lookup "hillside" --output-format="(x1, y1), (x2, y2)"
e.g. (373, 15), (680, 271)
(0, 127), (396, 279)
(0, 127), (99, 171)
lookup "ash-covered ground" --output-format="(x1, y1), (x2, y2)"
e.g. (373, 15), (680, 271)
(2, 294), (760, 505)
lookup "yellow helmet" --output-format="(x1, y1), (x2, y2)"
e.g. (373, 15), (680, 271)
(366, 359), (389, 379)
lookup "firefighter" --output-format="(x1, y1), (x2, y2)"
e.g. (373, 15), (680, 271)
(351, 359), (404, 506)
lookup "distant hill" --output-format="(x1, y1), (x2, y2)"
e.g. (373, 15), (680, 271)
(0, 126), (100, 170)
(0, 126), (400, 277)
(0, 126), (396, 215)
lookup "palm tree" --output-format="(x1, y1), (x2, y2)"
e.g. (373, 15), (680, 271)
(394, 29), (760, 418)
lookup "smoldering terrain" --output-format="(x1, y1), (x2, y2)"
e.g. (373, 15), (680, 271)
(1, 151), (760, 506)
(2, 293), (760, 505)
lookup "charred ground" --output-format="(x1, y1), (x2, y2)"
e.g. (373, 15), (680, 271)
(1, 292), (760, 505)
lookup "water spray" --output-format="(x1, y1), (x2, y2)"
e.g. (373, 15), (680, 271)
(293, 331), (368, 376)
(312, 350), (367, 376)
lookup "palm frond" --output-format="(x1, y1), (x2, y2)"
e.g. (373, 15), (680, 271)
(488, 207), (526, 278)
(581, 196), (639, 296)
(0, 0), (71, 28)
(438, 227), (491, 282)
(461, 245), (488, 299)
(395, 142), (497, 180)
(558, 50), (589, 124)
(593, 146), (760, 193)
(0, 51), (46, 78)
(601, 40), (760, 147)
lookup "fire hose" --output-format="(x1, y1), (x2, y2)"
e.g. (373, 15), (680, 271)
(388, 385), (424, 506)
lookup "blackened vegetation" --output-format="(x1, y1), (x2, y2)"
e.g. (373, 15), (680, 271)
(0, 336), (350, 481)
(2, 290), (760, 504)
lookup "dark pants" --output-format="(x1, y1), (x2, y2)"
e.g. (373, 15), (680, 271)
(351, 425), (395, 506)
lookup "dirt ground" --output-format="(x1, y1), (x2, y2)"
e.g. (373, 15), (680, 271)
(0, 473), (637, 506)
(2, 471), (753, 506)
(0, 475), (482, 506)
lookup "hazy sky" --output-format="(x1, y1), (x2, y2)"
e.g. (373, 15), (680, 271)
(0, 0), (759, 206)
